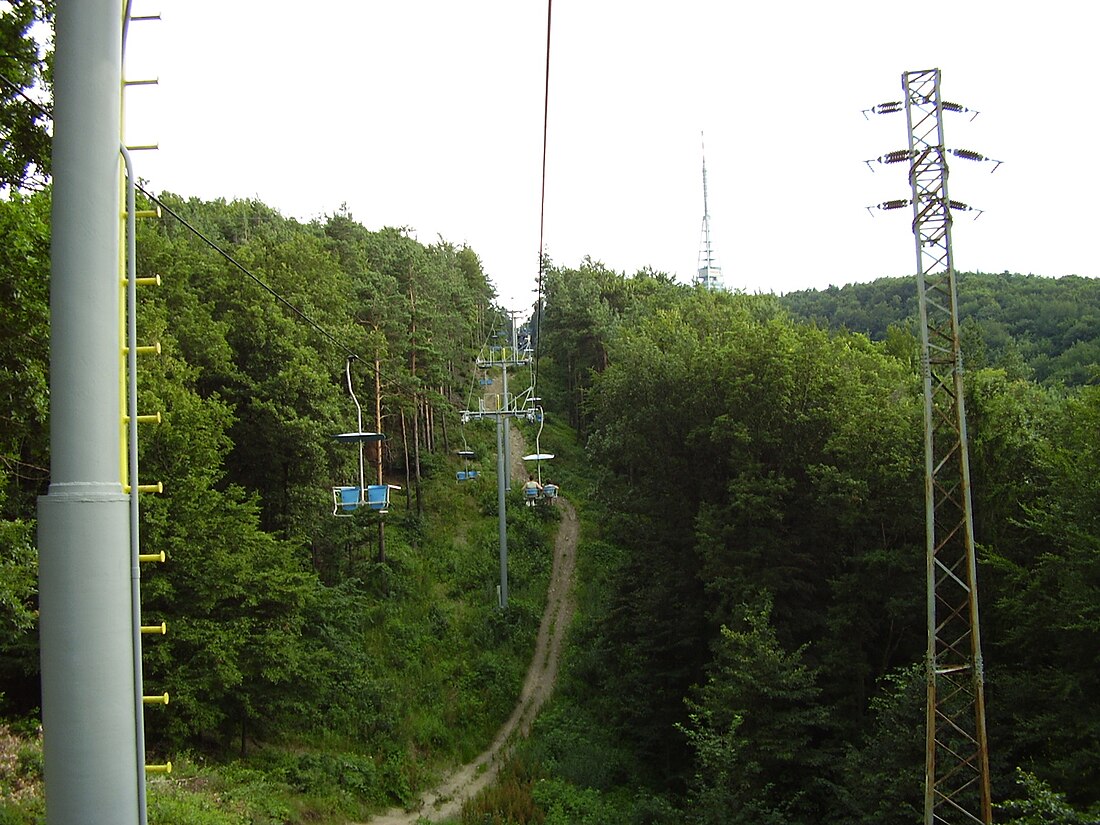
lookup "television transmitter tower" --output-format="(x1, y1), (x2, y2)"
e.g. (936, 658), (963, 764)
(866, 68), (1000, 825)
(694, 132), (722, 289)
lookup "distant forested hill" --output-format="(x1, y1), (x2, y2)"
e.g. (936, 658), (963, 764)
(779, 272), (1100, 385)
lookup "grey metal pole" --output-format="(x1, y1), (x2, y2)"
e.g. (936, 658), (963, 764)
(502, 363), (511, 488)
(38, 1), (141, 823)
(496, 415), (508, 608)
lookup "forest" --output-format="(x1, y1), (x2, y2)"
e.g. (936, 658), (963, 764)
(780, 272), (1100, 386)
(530, 260), (1100, 824)
(4, 4), (1100, 823)
(3, 183), (1099, 823)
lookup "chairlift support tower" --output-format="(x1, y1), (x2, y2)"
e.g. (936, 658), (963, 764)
(869, 68), (993, 825)
(465, 319), (537, 610)
(39, 1), (174, 821)
(694, 132), (722, 289)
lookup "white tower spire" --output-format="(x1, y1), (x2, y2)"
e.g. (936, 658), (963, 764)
(695, 132), (722, 289)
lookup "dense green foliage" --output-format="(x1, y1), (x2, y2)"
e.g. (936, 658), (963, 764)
(519, 263), (1100, 823)
(0, 187), (560, 822)
(126, 192), (530, 774)
(780, 272), (1100, 385)
(0, 0), (53, 193)
(0, 191), (48, 714)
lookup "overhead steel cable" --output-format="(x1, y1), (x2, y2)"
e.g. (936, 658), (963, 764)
(0, 71), (50, 113)
(1, 72), (361, 362)
(533, 0), (552, 396)
(132, 182), (359, 360)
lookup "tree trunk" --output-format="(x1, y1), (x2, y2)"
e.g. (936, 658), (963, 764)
(400, 408), (412, 511)
(412, 395), (423, 519)
(440, 385), (450, 453)
(374, 355), (386, 564)
(408, 281), (422, 518)
(427, 396), (435, 453)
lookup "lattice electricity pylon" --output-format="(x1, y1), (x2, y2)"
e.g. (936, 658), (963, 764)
(868, 68), (993, 825)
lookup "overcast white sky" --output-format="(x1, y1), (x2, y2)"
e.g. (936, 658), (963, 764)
(123, 1), (1097, 312)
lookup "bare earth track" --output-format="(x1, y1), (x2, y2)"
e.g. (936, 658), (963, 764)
(358, 429), (578, 824)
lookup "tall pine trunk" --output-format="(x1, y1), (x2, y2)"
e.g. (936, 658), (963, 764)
(412, 394), (423, 519)
(408, 281), (423, 518)
(400, 409), (412, 511)
(374, 355), (386, 564)
(440, 385), (450, 453)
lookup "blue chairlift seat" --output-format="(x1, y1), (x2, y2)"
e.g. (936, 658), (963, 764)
(524, 486), (540, 500)
(543, 483), (558, 499)
(332, 484), (401, 515)
(333, 485), (360, 517)
(456, 470), (479, 481)
(366, 484), (390, 512)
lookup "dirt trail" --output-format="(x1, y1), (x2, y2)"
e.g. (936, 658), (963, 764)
(357, 429), (578, 825)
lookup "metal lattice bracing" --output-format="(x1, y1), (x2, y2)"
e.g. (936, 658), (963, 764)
(695, 132), (722, 289)
(902, 68), (992, 825)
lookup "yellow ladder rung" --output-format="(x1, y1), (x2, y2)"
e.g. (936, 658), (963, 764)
(123, 412), (162, 425)
(123, 78), (159, 87)
(120, 274), (162, 286)
(124, 482), (164, 494)
(145, 762), (172, 775)
(139, 551), (166, 563)
(143, 693), (170, 705)
(141, 622), (167, 635)
(122, 342), (161, 356)
(133, 206), (160, 216)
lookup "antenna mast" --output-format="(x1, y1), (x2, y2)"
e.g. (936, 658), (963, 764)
(695, 132), (722, 289)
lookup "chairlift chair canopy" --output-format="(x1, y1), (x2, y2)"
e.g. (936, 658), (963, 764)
(333, 431), (387, 443)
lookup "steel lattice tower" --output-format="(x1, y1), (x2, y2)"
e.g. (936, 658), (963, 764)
(902, 68), (992, 825)
(695, 132), (722, 289)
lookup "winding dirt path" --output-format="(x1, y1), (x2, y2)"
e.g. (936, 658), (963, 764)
(357, 431), (578, 825)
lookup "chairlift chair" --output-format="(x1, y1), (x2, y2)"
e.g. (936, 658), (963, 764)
(522, 404), (554, 486)
(456, 449), (478, 482)
(331, 357), (401, 516)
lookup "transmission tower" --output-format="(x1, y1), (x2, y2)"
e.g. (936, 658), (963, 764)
(867, 69), (994, 825)
(694, 132), (722, 289)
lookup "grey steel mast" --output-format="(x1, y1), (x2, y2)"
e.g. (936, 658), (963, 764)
(694, 132), (722, 289)
(868, 68), (993, 825)
(38, 1), (141, 822)
(464, 331), (537, 609)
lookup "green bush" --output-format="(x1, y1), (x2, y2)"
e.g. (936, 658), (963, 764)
(0, 724), (41, 816)
(997, 769), (1100, 825)
(0, 802), (40, 825)
(461, 754), (544, 825)
(147, 788), (248, 825)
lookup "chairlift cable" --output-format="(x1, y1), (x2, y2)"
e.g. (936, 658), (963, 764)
(132, 183), (360, 360)
(533, 0), (552, 396)
(4, 80), (366, 365)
